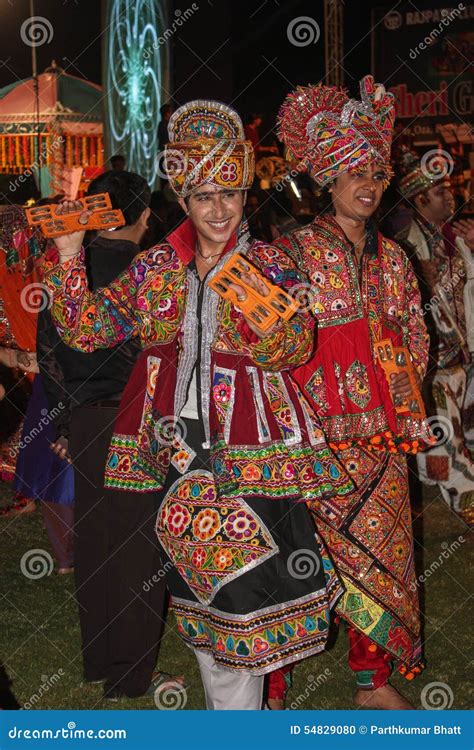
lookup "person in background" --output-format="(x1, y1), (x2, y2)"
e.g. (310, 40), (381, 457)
(158, 103), (173, 153)
(244, 189), (272, 242)
(0, 351), (32, 502)
(396, 150), (474, 528)
(451, 217), (474, 454)
(110, 154), (125, 171)
(0, 206), (75, 550)
(244, 112), (263, 157)
(257, 117), (280, 159)
(140, 190), (169, 249)
(266, 189), (300, 240)
(12, 366), (75, 573)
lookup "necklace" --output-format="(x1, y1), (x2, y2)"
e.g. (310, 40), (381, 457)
(196, 241), (222, 265)
(353, 233), (367, 250)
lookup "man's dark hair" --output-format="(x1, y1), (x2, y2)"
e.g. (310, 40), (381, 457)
(160, 104), (172, 118)
(110, 154), (125, 169)
(87, 170), (151, 226)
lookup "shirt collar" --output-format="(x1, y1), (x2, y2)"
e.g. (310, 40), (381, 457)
(167, 216), (248, 265)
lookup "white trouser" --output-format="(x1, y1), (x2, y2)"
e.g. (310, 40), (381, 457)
(193, 648), (265, 710)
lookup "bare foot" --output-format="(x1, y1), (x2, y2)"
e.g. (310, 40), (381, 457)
(354, 684), (414, 709)
(267, 697), (285, 710)
(58, 567), (74, 575)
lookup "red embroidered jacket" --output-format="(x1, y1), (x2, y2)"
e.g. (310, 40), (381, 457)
(43, 219), (354, 501)
(275, 216), (430, 450)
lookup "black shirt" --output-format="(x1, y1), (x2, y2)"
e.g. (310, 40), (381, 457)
(37, 236), (142, 438)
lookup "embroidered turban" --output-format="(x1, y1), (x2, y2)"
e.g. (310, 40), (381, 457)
(164, 100), (255, 198)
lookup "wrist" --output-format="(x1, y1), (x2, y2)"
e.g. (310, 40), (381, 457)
(59, 249), (81, 262)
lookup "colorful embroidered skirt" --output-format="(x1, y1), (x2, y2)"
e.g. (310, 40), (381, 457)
(155, 424), (342, 674)
(308, 446), (422, 671)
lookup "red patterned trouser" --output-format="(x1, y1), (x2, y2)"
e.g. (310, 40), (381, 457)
(267, 627), (391, 700)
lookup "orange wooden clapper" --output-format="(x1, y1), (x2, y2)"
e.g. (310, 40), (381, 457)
(25, 193), (125, 238)
(208, 253), (299, 331)
(375, 338), (426, 418)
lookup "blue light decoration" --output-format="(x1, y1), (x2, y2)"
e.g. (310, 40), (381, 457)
(104, 0), (169, 189)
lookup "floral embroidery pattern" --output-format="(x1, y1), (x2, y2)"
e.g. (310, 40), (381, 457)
(224, 509), (259, 541)
(193, 508), (221, 542)
(166, 503), (191, 537)
(64, 268), (85, 299)
(212, 367), (236, 444)
(213, 549), (234, 570)
(156, 470), (277, 604)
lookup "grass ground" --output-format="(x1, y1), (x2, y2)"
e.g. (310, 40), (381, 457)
(0, 479), (472, 711)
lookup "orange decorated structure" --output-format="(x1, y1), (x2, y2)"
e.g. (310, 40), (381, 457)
(0, 63), (104, 197)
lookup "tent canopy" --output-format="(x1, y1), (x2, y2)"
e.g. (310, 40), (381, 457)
(0, 63), (103, 127)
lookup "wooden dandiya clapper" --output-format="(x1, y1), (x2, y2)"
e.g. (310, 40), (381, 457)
(375, 338), (426, 419)
(25, 193), (125, 238)
(208, 253), (300, 332)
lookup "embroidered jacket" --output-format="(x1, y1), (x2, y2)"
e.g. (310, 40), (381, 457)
(43, 219), (353, 500)
(397, 217), (468, 370)
(275, 215), (430, 449)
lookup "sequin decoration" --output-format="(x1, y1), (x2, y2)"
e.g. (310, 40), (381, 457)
(345, 359), (371, 409)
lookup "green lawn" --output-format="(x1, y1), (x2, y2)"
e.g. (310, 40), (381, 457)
(0, 480), (472, 711)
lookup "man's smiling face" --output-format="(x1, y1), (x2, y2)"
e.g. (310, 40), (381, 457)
(180, 186), (245, 248)
(331, 161), (385, 222)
